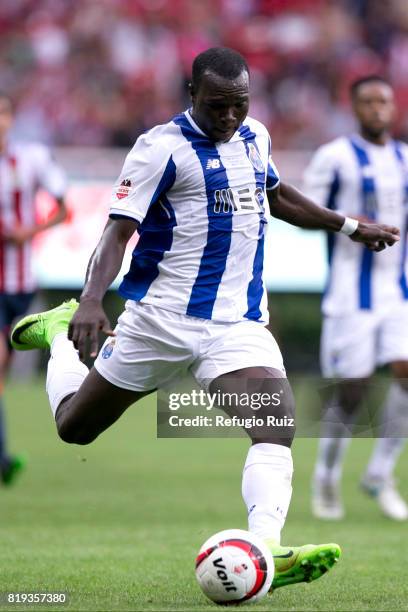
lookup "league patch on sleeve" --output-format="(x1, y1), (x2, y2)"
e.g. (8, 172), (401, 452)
(116, 178), (131, 199)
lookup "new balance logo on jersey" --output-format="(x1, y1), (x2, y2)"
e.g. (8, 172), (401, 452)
(206, 159), (221, 169)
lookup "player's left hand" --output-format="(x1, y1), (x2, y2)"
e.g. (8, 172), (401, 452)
(350, 222), (400, 251)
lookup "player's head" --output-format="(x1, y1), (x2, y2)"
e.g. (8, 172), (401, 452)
(0, 92), (14, 138)
(190, 47), (250, 143)
(350, 76), (395, 138)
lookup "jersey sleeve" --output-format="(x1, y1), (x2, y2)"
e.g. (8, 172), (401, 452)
(265, 134), (280, 190)
(109, 131), (176, 224)
(33, 144), (67, 198)
(302, 144), (339, 208)
(266, 155), (280, 190)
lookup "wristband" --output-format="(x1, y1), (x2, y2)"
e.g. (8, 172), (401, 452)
(339, 216), (359, 236)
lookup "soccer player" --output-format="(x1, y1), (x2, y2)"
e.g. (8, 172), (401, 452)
(0, 92), (67, 485)
(305, 76), (408, 521)
(11, 50), (399, 589)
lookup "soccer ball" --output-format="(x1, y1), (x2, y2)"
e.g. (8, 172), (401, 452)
(195, 529), (274, 605)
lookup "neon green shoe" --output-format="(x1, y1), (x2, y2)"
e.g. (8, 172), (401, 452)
(266, 540), (341, 590)
(10, 299), (79, 351)
(1, 455), (26, 486)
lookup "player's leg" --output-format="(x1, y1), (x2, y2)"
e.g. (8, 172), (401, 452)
(51, 368), (149, 445)
(209, 365), (295, 542)
(11, 300), (151, 444)
(312, 313), (375, 519)
(210, 365), (340, 590)
(210, 365), (296, 554)
(361, 359), (408, 521)
(12, 300), (199, 445)
(0, 330), (13, 479)
(360, 306), (408, 520)
(0, 293), (33, 484)
(194, 322), (340, 590)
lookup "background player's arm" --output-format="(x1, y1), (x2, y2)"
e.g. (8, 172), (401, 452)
(268, 182), (400, 251)
(69, 217), (139, 360)
(3, 196), (68, 246)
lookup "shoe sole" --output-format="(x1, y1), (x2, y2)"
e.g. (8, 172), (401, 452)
(272, 545), (341, 590)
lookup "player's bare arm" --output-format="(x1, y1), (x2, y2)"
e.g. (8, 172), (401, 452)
(69, 217), (139, 360)
(268, 181), (400, 251)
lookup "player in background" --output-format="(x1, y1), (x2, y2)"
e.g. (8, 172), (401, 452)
(304, 76), (408, 521)
(11, 49), (399, 590)
(0, 92), (67, 485)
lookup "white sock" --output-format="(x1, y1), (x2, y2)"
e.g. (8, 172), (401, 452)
(46, 333), (89, 418)
(365, 382), (408, 483)
(242, 443), (293, 544)
(313, 403), (355, 485)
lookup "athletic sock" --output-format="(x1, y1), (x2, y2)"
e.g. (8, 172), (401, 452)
(46, 332), (88, 418)
(242, 443), (293, 544)
(313, 403), (356, 485)
(364, 382), (408, 483)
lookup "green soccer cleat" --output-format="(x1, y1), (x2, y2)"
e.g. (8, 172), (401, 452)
(10, 299), (79, 351)
(266, 540), (341, 590)
(1, 455), (26, 486)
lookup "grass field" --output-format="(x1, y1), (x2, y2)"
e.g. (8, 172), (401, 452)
(1, 379), (407, 611)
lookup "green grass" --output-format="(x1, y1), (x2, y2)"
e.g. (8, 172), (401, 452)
(1, 380), (407, 611)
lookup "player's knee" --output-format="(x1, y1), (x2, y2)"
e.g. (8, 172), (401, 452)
(57, 421), (97, 445)
(248, 393), (296, 446)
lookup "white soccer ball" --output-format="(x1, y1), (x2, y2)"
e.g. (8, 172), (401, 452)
(195, 529), (274, 605)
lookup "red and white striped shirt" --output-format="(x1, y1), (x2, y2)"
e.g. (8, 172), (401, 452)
(0, 142), (66, 293)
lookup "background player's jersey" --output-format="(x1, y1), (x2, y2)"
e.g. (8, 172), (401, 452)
(0, 142), (66, 294)
(110, 110), (280, 323)
(303, 134), (408, 315)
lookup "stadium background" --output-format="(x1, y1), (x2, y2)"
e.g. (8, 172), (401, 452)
(2, 2), (408, 611)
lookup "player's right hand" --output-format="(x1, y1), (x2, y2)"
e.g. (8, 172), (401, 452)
(350, 222), (400, 251)
(68, 297), (115, 361)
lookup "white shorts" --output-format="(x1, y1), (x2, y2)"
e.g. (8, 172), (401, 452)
(321, 304), (408, 378)
(94, 301), (285, 392)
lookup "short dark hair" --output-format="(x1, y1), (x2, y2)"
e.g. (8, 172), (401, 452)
(350, 75), (392, 99)
(191, 47), (249, 89)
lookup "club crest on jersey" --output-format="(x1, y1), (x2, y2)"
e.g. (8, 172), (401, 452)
(116, 178), (131, 199)
(102, 339), (116, 359)
(248, 143), (264, 173)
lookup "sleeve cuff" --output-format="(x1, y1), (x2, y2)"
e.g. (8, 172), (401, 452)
(109, 208), (144, 223)
(266, 180), (280, 191)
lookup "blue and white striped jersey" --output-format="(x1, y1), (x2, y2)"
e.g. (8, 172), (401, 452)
(303, 134), (408, 315)
(109, 110), (280, 323)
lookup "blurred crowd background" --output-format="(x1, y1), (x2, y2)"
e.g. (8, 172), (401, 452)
(2, 0), (408, 149)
